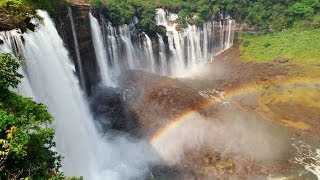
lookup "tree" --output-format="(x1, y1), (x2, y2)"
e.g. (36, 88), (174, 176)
(0, 53), (23, 90)
(287, 2), (314, 19)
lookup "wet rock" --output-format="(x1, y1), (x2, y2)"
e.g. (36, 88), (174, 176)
(90, 86), (140, 135)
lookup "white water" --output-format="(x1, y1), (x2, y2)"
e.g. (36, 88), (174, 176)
(158, 34), (167, 75)
(119, 24), (135, 69)
(68, 7), (86, 89)
(89, 13), (115, 87)
(144, 33), (156, 73)
(293, 141), (320, 179)
(89, 8), (236, 83)
(0, 29), (24, 55)
(0, 30), (35, 98)
(104, 21), (121, 77)
(22, 11), (103, 179)
(155, 8), (236, 76)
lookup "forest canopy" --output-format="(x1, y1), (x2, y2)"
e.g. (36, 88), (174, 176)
(92, 0), (320, 31)
(1, 0), (319, 32)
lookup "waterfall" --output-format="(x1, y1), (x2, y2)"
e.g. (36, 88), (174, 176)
(68, 7), (86, 90)
(0, 30), (34, 98)
(119, 24), (135, 69)
(169, 30), (185, 75)
(104, 21), (121, 76)
(144, 33), (156, 73)
(154, 8), (235, 75)
(89, 8), (236, 83)
(158, 34), (167, 75)
(89, 12), (114, 87)
(1, 10), (159, 180)
(155, 8), (167, 26)
(21, 10), (103, 179)
(0, 30), (23, 55)
(202, 23), (208, 62)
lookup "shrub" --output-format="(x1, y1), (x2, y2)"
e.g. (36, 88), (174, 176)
(243, 40), (250, 47)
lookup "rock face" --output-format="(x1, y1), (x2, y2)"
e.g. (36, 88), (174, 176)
(89, 70), (218, 137)
(116, 70), (217, 137)
(53, 5), (100, 95)
(90, 71), (206, 139)
(90, 86), (141, 135)
(0, 9), (17, 31)
(0, 8), (31, 31)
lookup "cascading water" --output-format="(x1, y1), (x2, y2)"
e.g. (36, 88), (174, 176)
(103, 20), (121, 77)
(155, 8), (237, 74)
(89, 12), (115, 87)
(119, 25), (136, 69)
(158, 34), (167, 75)
(22, 10), (103, 179)
(0, 29), (34, 98)
(0, 30), (24, 55)
(89, 8), (236, 84)
(144, 33), (156, 73)
(68, 7), (86, 90)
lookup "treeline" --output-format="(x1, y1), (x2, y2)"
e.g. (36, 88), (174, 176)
(1, 0), (319, 32)
(92, 0), (320, 31)
(224, 0), (320, 30)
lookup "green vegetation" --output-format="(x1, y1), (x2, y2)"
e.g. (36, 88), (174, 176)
(240, 29), (320, 64)
(2, 0), (319, 32)
(92, 0), (223, 33)
(93, 0), (165, 36)
(91, 0), (320, 33)
(0, 0), (67, 12)
(0, 53), (81, 179)
(0, 0), (67, 31)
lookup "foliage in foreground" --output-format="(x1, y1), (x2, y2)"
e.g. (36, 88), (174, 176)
(240, 28), (320, 64)
(0, 53), (81, 179)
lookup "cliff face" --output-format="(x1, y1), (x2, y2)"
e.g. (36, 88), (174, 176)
(53, 5), (99, 96)
(0, 8), (19, 31)
(0, 8), (33, 32)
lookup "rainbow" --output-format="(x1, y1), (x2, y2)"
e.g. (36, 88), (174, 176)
(150, 101), (211, 145)
(150, 77), (320, 146)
